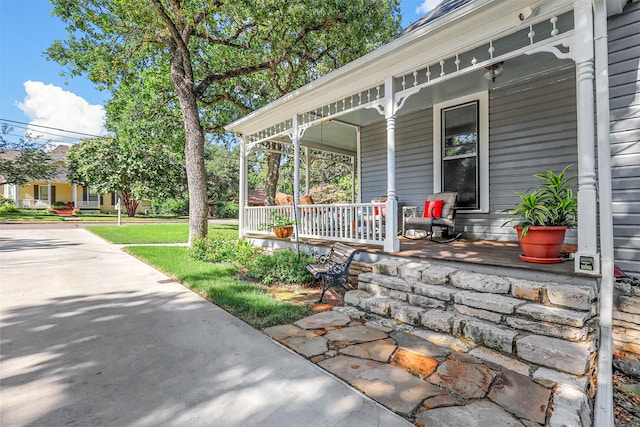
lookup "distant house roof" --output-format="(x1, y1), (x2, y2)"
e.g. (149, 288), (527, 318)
(48, 144), (70, 162)
(401, 0), (474, 35)
(0, 150), (19, 162)
(248, 189), (266, 206)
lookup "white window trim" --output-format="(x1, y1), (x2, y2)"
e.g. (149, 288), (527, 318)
(433, 91), (489, 213)
(35, 185), (49, 201)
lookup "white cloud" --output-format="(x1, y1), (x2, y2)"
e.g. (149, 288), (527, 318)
(17, 81), (107, 143)
(416, 0), (444, 15)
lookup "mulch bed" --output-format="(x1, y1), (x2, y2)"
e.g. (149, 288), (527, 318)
(614, 369), (640, 426)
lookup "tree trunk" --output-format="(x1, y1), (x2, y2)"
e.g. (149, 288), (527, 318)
(264, 142), (282, 206)
(169, 45), (208, 245)
(120, 192), (139, 217)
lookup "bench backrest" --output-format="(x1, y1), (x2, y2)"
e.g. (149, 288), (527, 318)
(329, 242), (359, 267)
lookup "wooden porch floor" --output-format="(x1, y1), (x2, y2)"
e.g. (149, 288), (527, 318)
(293, 235), (582, 277)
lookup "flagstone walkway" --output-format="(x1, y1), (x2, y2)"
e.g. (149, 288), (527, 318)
(265, 309), (561, 426)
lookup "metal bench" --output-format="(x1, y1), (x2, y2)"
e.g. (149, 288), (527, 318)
(306, 242), (359, 303)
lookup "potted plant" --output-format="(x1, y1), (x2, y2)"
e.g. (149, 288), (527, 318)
(260, 210), (296, 238)
(502, 165), (577, 263)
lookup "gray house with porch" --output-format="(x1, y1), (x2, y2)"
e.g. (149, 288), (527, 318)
(227, 0), (639, 425)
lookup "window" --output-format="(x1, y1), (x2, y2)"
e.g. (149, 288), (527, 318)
(434, 92), (488, 212)
(442, 102), (478, 208)
(5, 184), (15, 198)
(34, 185), (48, 201)
(82, 186), (99, 202)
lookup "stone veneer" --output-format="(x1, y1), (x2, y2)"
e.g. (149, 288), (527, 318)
(613, 280), (640, 377)
(344, 258), (598, 426)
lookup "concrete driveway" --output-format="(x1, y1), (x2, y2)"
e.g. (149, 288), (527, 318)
(0, 224), (410, 427)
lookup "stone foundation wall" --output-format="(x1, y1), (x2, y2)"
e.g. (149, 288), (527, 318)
(349, 260), (372, 286)
(613, 281), (640, 377)
(344, 257), (598, 426)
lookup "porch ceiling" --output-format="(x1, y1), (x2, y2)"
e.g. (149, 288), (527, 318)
(295, 50), (573, 156)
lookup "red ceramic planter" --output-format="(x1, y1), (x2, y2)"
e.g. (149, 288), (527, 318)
(515, 225), (568, 263)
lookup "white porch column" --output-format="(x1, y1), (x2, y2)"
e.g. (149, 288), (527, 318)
(238, 135), (248, 239)
(356, 127), (362, 203)
(291, 115), (302, 241)
(72, 184), (77, 208)
(292, 115), (301, 206)
(350, 156), (356, 203)
(304, 147), (310, 195)
(573, 0), (600, 275)
(47, 182), (51, 207)
(384, 76), (399, 252)
(11, 184), (18, 205)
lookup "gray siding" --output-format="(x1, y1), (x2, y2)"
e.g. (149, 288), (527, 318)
(360, 120), (388, 202)
(489, 68), (578, 242)
(360, 108), (434, 207)
(361, 68), (579, 243)
(608, 2), (640, 276)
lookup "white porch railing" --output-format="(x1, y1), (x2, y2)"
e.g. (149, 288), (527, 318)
(244, 202), (386, 246)
(19, 199), (49, 209)
(76, 201), (100, 209)
(18, 199), (101, 209)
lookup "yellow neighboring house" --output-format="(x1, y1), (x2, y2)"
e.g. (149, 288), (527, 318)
(1, 144), (151, 214)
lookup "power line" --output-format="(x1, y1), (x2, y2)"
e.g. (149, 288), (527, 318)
(0, 118), (105, 138)
(5, 129), (86, 142)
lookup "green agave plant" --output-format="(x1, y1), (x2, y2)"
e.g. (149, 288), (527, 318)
(502, 165), (578, 236)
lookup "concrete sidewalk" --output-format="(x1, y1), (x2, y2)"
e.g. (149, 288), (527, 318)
(0, 226), (411, 426)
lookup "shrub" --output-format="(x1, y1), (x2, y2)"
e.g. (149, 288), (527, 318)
(189, 233), (260, 266)
(0, 196), (15, 207)
(0, 204), (19, 214)
(189, 235), (313, 286)
(152, 197), (189, 215)
(244, 248), (314, 285)
(213, 201), (239, 219)
(53, 201), (66, 208)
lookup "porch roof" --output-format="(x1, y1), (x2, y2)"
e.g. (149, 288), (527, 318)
(226, 0), (579, 139)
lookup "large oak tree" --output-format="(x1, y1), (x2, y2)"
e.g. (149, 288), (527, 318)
(47, 0), (400, 244)
(65, 136), (186, 216)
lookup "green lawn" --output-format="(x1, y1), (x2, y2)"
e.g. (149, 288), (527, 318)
(125, 246), (311, 329)
(0, 209), (189, 223)
(86, 223), (238, 244)
(87, 222), (310, 328)
(0, 210), (65, 222)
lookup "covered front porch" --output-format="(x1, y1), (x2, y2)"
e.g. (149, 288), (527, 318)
(228, 0), (609, 278)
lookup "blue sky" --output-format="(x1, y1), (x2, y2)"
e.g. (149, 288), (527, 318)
(0, 0), (437, 144)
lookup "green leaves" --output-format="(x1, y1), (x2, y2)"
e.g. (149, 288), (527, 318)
(48, 0), (401, 239)
(65, 135), (186, 213)
(502, 165), (578, 236)
(0, 125), (57, 186)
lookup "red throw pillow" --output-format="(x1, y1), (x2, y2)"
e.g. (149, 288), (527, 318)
(422, 200), (432, 218)
(430, 199), (445, 218)
(423, 199), (445, 218)
(374, 199), (387, 216)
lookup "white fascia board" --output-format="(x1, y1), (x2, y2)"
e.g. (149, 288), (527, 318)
(226, 0), (574, 136)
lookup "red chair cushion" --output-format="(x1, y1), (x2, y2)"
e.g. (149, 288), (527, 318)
(431, 199), (445, 218)
(423, 199), (445, 219)
(422, 201), (432, 218)
(374, 199), (387, 216)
